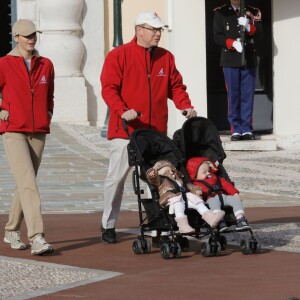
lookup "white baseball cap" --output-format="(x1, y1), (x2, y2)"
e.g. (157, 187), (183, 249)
(135, 11), (168, 28)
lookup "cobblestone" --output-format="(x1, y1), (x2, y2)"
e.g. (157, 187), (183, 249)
(0, 256), (121, 300)
(222, 223), (300, 253)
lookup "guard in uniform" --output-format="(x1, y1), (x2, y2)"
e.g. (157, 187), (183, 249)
(213, 0), (262, 141)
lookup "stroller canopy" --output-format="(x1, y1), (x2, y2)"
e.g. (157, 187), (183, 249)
(173, 117), (227, 164)
(128, 129), (186, 181)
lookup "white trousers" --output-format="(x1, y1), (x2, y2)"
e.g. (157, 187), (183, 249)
(169, 192), (208, 217)
(102, 139), (131, 229)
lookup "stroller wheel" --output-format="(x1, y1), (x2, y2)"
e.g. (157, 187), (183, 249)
(201, 242), (211, 257)
(172, 242), (182, 259)
(219, 235), (227, 251)
(143, 239), (152, 254)
(208, 239), (221, 256)
(251, 240), (261, 254)
(240, 239), (251, 255)
(160, 243), (171, 259)
(132, 239), (143, 255)
(213, 241), (222, 256)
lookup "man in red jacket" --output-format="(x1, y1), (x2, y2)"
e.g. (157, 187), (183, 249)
(0, 19), (54, 255)
(100, 11), (197, 243)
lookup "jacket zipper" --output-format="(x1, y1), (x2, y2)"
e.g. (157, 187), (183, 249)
(145, 49), (152, 129)
(28, 58), (35, 132)
(31, 88), (35, 131)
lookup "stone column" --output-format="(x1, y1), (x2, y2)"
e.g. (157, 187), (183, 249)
(17, 0), (37, 21)
(38, 0), (88, 124)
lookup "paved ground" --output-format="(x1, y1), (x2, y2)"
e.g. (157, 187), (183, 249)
(0, 123), (300, 300)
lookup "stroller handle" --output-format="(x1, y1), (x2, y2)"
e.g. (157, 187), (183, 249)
(122, 111), (141, 137)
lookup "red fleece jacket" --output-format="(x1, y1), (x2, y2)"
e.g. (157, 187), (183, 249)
(100, 36), (194, 139)
(0, 47), (54, 134)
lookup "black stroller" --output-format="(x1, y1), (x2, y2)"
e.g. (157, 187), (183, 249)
(173, 116), (261, 255)
(127, 127), (226, 259)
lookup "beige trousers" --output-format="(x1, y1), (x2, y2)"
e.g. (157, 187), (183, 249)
(3, 132), (46, 241)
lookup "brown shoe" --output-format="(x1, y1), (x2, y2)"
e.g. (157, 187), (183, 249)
(175, 216), (194, 234)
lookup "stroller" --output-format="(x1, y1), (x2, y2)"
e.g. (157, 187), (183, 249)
(127, 126), (228, 259)
(173, 117), (261, 255)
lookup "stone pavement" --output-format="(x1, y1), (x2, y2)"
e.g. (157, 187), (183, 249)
(0, 123), (300, 299)
(1, 123), (299, 214)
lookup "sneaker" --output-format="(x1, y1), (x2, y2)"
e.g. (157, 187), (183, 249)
(30, 234), (54, 255)
(218, 220), (228, 233)
(236, 216), (250, 231)
(4, 231), (26, 250)
(101, 228), (117, 243)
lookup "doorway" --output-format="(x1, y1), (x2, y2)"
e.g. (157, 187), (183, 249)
(0, 1), (16, 57)
(205, 0), (273, 133)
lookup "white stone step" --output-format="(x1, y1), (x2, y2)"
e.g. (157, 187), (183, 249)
(220, 134), (277, 151)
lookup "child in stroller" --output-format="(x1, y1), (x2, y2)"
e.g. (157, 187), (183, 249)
(186, 156), (250, 232)
(146, 160), (225, 233)
(173, 116), (261, 255)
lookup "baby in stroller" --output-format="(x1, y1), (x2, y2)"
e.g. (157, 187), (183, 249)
(146, 160), (225, 233)
(186, 156), (250, 232)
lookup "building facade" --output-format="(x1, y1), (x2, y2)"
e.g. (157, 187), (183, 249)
(1, 0), (300, 149)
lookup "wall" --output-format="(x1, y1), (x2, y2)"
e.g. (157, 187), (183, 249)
(106, 0), (166, 54)
(16, 0), (105, 126)
(82, 1), (104, 126)
(273, 0), (300, 148)
(167, 0), (207, 136)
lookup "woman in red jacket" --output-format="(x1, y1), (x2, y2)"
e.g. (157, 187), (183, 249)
(186, 156), (250, 232)
(0, 19), (54, 255)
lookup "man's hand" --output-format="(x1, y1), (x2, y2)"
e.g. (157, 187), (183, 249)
(121, 109), (138, 121)
(233, 40), (243, 53)
(0, 110), (9, 121)
(238, 17), (250, 31)
(181, 108), (197, 118)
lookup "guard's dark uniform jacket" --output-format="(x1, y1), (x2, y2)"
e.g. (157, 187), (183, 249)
(213, 3), (262, 68)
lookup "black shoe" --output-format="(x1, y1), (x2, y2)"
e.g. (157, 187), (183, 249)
(230, 134), (242, 141)
(236, 217), (250, 231)
(218, 220), (228, 233)
(101, 228), (117, 243)
(242, 133), (256, 140)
